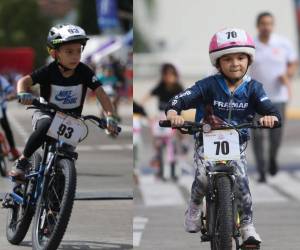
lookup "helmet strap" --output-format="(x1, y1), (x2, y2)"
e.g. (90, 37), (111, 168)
(57, 61), (73, 72)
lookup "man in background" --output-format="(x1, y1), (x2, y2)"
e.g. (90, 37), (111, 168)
(249, 12), (298, 182)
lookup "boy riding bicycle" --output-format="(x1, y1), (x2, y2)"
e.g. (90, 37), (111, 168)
(9, 24), (118, 182)
(165, 28), (281, 245)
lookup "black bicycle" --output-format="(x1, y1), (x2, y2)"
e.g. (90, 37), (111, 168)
(2, 99), (121, 250)
(159, 119), (280, 250)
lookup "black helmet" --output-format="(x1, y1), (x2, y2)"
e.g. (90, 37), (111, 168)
(47, 24), (89, 49)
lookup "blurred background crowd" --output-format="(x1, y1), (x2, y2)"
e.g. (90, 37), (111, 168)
(0, 0), (133, 112)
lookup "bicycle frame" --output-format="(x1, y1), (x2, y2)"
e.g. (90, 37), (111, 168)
(9, 138), (71, 209)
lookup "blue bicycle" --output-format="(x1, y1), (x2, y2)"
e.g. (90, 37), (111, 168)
(2, 99), (121, 250)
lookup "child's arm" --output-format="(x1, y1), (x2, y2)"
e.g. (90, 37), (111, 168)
(165, 82), (205, 114)
(94, 86), (114, 116)
(94, 86), (119, 135)
(165, 81), (206, 126)
(17, 75), (34, 105)
(253, 82), (281, 127)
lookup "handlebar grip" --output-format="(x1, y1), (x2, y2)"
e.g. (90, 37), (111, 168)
(159, 120), (172, 127)
(98, 119), (122, 133)
(256, 120), (281, 128)
(32, 99), (40, 106)
(273, 120), (281, 128)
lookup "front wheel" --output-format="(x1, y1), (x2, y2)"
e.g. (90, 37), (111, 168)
(32, 158), (76, 250)
(0, 145), (7, 176)
(211, 175), (233, 250)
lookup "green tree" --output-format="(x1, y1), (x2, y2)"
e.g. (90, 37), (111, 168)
(77, 0), (99, 35)
(0, 0), (52, 67)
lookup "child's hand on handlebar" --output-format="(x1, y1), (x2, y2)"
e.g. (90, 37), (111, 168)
(17, 92), (34, 105)
(259, 115), (279, 128)
(166, 110), (185, 127)
(106, 116), (119, 136)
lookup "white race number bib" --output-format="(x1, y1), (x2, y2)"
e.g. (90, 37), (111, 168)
(203, 129), (240, 161)
(47, 112), (86, 146)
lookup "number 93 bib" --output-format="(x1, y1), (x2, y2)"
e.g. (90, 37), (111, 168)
(47, 112), (86, 146)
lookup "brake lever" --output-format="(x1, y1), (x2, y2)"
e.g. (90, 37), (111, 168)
(26, 106), (39, 110)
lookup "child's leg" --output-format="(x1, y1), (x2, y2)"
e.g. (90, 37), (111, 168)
(191, 168), (207, 205)
(9, 112), (52, 180)
(184, 145), (208, 233)
(191, 145), (208, 203)
(232, 152), (253, 225)
(235, 174), (253, 226)
(22, 117), (52, 158)
(233, 149), (261, 243)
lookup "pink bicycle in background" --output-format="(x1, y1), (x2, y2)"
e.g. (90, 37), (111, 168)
(150, 112), (178, 181)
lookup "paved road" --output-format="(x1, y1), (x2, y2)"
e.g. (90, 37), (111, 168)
(134, 119), (300, 250)
(0, 100), (133, 249)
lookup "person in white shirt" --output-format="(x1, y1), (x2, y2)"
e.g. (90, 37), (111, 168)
(249, 12), (298, 182)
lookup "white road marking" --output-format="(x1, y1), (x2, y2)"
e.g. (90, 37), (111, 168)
(138, 171), (300, 207)
(133, 217), (148, 247)
(248, 176), (288, 203)
(120, 125), (132, 133)
(267, 172), (300, 200)
(294, 172), (300, 179)
(7, 111), (30, 142)
(139, 175), (185, 207)
(178, 175), (194, 194)
(0, 177), (14, 193)
(97, 144), (125, 150)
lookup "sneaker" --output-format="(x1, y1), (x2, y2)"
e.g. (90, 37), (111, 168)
(241, 223), (262, 244)
(9, 158), (31, 182)
(8, 148), (20, 161)
(269, 158), (278, 176)
(184, 201), (202, 233)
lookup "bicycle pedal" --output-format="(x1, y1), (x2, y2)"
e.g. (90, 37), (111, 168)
(241, 243), (260, 249)
(1, 194), (14, 208)
(200, 234), (210, 242)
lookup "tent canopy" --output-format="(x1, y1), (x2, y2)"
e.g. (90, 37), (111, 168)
(0, 47), (35, 74)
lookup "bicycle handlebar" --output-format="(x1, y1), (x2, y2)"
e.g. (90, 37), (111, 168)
(159, 120), (280, 134)
(28, 99), (121, 133)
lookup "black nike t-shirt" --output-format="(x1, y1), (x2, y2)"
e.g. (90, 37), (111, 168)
(151, 82), (183, 111)
(31, 62), (101, 115)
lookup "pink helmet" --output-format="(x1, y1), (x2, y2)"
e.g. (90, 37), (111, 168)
(209, 28), (255, 66)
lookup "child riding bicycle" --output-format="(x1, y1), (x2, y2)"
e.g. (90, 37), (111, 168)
(165, 28), (281, 245)
(9, 24), (119, 182)
(0, 74), (20, 161)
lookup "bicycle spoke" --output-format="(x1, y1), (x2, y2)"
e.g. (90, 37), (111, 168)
(51, 185), (62, 207)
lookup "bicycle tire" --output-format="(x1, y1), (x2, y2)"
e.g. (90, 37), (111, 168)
(211, 175), (233, 250)
(32, 158), (76, 250)
(6, 152), (42, 245)
(0, 145), (7, 176)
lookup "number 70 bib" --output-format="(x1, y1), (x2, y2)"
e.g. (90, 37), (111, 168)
(203, 129), (241, 161)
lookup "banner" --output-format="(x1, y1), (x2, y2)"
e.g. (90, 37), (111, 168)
(96, 0), (119, 32)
